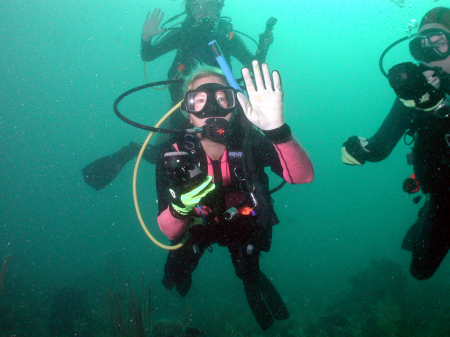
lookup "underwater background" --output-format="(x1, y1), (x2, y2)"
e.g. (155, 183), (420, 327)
(2, 0), (450, 336)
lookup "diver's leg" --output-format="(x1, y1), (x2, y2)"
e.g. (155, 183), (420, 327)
(410, 196), (450, 280)
(401, 203), (427, 251)
(228, 244), (273, 330)
(163, 240), (205, 297)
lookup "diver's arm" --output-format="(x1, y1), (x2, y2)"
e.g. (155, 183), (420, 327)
(155, 145), (190, 240)
(263, 125), (314, 184)
(157, 208), (189, 240)
(141, 29), (181, 62)
(226, 32), (269, 68)
(344, 98), (412, 164)
(364, 98), (413, 161)
(237, 61), (313, 183)
(253, 125), (314, 184)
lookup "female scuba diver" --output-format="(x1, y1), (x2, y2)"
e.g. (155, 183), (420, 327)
(341, 7), (450, 280)
(156, 60), (314, 330)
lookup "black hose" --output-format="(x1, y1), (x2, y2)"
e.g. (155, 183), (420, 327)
(113, 79), (185, 133)
(269, 180), (286, 194)
(233, 29), (259, 48)
(379, 35), (411, 77)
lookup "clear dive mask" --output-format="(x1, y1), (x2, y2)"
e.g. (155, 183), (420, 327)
(190, 0), (221, 16)
(189, 0), (222, 32)
(183, 83), (237, 118)
(409, 29), (450, 63)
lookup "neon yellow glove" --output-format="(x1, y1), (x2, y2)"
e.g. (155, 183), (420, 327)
(169, 174), (215, 217)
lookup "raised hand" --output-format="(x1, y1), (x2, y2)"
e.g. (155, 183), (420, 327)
(142, 8), (166, 42)
(237, 61), (284, 130)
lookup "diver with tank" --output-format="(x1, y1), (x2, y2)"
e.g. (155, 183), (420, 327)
(150, 58), (313, 330)
(105, 34), (314, 329)
(341, 7), (450, 280)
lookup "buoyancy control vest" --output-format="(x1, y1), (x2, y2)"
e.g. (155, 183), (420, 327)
(411, 83), (450, 193)
(168, 128), (279, 251)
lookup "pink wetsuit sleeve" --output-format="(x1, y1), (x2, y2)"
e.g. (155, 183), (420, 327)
(157, 207), (189, 240)
(273, 135), (314, 184)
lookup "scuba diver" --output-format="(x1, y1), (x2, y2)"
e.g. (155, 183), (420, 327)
(142, 0), (274, 107)
(82, 0), (275, 191)
(156, 60), (314, 330)
(341, 7), (450, 280)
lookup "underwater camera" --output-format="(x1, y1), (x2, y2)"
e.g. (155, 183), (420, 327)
(388, 62), (445, 111)
(163, 151), (204, 186)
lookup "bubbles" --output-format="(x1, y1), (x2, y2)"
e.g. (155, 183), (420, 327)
(406, 19), (418, 37)
(391, 0), (406, 8)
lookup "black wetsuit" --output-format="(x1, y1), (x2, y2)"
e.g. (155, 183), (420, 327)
(156, 125), (292, 330)
(141, 18), (269, 105)
(356, 82), (450, 280)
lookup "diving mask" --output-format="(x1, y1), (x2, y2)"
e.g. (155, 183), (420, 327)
(183, 83), (237, 118)
(190, 0), (221, 16)
(409, 29), (450, 63)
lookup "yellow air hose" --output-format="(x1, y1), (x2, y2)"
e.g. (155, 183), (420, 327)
(133, 100), (188, 250)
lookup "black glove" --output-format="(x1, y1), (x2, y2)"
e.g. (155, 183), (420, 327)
(341, 136), (369, 165)
(388, 62), (445, 111)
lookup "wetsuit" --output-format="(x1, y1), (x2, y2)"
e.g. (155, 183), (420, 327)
(351, 81), (450, 280)
(141, 19), (269, 104)
(155, 124), (313, 329)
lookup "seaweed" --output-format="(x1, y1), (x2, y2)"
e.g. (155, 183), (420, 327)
(106, 282), (152, 337)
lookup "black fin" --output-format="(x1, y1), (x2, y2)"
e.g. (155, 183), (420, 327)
(82, 143), (138, 190)
(256, 272), (290, 321)
(244, 282), (273, 330)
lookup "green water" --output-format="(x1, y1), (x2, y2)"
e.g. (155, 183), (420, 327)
(2, 0), (450, 336)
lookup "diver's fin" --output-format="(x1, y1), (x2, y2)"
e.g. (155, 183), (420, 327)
(82, 142), (139, 191)
(244, 281), (273, 330)
(256, 272), (290, 321)
(176, 275), (192, 298)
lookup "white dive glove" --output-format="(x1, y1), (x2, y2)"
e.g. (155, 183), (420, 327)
(237, 61), (284, 131)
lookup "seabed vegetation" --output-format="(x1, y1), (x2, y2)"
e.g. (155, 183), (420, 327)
(2, 256), (450, 336)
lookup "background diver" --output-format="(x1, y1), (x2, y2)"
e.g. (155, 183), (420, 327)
(155, 60), (313, 330)
(341, 7), (450, 280)
(82, 0), (276, 191)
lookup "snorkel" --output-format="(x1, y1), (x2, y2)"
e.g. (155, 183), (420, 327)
(209, 40), (269, 214)
(209, 40), (242, 91)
